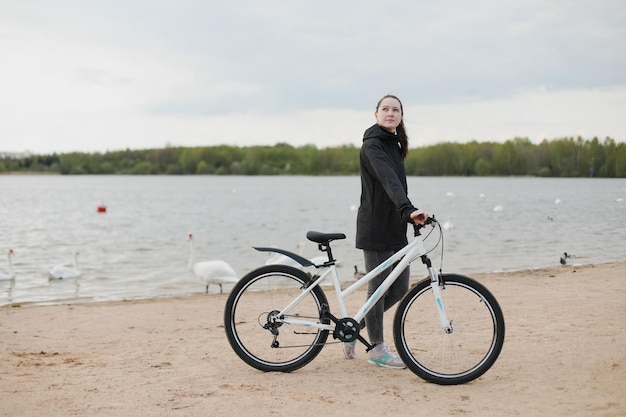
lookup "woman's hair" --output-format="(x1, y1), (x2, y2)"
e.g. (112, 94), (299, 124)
(376, 94), (409, 158)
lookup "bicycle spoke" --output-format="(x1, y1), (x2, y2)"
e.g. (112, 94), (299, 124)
(224, 265), (329, 372)
(394, 275), (505, 385)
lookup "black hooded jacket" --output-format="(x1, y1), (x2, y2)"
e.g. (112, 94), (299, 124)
(356, 124), (418, 251)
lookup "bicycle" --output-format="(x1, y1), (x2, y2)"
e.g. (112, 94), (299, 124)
(224, 216), (505, 385)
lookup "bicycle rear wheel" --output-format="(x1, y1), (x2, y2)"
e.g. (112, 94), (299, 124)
(224, 265), (329, 372)
(393, 274), (505, 385)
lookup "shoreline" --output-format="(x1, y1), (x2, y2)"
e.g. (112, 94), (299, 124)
(0, 259), (616, 309)
(1, 262), (625, 417)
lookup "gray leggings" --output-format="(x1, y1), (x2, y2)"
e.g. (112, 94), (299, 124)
(363, 249), (410, 346)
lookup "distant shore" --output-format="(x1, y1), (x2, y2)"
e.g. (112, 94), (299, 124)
(0, 171), (60, 175)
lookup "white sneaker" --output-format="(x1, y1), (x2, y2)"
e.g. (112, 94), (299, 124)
(342, 341), (356, 359)
(367, 344), (406, 369)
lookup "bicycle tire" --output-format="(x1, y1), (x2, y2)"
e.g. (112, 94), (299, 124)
(224, 265), (330, 372)
(393, 274), (505, 385)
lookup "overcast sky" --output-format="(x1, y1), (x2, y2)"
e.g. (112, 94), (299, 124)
(1, 0), (625, 154)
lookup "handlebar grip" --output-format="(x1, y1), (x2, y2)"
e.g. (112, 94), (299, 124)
(412, 215), (436, 236)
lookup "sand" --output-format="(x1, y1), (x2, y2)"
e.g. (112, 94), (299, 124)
(1, 262), (625, 417)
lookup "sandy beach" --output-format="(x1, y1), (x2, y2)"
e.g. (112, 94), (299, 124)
(1, 262), (625, 417)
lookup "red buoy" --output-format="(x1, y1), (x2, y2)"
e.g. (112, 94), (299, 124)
(97, 204), (107, 213)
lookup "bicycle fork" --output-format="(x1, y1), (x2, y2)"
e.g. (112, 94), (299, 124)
(422, 255), (453, 334)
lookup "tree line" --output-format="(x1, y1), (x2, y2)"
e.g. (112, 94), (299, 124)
(1, 136), (624, 177)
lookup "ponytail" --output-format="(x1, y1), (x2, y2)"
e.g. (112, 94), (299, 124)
(397, 120), (409, 159)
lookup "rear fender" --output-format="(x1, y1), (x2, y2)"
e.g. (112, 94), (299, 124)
(253, 247), (315, 267)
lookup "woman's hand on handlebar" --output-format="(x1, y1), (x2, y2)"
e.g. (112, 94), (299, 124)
(410, 209), (429, 225)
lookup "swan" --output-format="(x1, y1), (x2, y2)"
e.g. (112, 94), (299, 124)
(0, 249), (15, 281)
(265, 242), (304, 268)
(48, 250), (81, 280)
(188, 233), (238, 294)
(308, 255), (342, 268)
(308, 255), (326, 266)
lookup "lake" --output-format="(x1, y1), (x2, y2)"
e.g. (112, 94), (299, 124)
(1, 175), (624, 306)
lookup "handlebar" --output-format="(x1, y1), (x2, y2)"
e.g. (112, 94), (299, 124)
(413, 215), (436, 236)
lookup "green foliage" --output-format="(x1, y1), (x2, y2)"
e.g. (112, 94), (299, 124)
(1, 137), (624, 177)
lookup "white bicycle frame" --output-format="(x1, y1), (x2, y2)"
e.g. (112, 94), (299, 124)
(275, 229), (452, 334)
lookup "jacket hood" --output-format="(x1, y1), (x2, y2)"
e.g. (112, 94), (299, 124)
(363, 124), (398, 143)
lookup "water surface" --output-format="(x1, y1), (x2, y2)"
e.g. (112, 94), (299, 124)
(1, 176), (624, 306)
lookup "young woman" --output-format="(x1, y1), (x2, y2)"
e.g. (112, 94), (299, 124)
(343, 94), (428, 369)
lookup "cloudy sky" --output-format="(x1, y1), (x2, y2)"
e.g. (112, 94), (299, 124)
(1, 0), (625, 154)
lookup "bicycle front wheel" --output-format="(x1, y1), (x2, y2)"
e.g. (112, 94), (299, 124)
(224, 265), (330, 372)
(394, 274), (505, 385)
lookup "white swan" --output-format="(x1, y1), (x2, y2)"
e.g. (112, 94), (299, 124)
(309, 255), (328, 266)
(308, 255), (342, 268)
(48, 250), (81, 280)
(265, 242), (305, 268)
(188, 234), (238, 294)
(0, 249), (15, 281)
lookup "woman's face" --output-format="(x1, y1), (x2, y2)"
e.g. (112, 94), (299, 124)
(375, 97), (403, 132)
